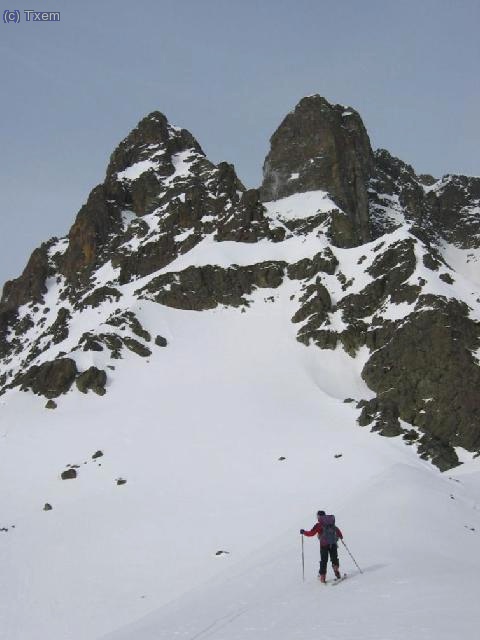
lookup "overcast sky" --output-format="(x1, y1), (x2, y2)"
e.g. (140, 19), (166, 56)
(1, 0), (478, 287)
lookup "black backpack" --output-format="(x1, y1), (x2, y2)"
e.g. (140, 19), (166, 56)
(319, 514), (337, 545)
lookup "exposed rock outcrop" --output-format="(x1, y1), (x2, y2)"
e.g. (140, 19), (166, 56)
(361, 299), (480, 469)
(137, 262), (286, 310)
(0, 245), (51, 356)
(371, 148), (480, 248)
(76, 366), (107, 396)
(17, 358), (78, 398)
(260, 95), (374, 247)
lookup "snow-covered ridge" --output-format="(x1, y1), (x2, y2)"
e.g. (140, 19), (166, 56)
(3, 180), (480, 378)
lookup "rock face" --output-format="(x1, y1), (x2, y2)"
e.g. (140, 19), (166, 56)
(370, 149), (480, 248)
(0, 245), (51, 356)
(360, 298), (480, 470)
(260, 95), (374, 247)
(138, 261), (287, 310)
(1, 95), (479, 471)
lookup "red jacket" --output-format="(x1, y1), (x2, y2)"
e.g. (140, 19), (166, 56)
(303, 522), (343, 547)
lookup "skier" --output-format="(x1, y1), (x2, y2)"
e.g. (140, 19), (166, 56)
(300, 510), (343, 583)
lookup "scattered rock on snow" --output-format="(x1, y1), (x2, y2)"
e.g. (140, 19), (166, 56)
(61, 469), (77, 480)
(76, 366), (107, 395)
(439, 273), (455, 285)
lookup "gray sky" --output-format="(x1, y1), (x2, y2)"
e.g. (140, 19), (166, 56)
(1, 0), (479, 288)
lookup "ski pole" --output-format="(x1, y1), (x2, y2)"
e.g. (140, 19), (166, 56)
(301, 534), (305, 581)
(341, 539), (363, 574)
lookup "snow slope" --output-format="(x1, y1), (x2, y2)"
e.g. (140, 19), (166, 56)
(103, 463), (480, 640)
(1, 274), (480, 640)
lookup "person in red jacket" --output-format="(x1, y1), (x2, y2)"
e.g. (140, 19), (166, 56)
(300, 510), (343, 583)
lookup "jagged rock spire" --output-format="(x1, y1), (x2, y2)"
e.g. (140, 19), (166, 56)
(260, 95), (373, 246)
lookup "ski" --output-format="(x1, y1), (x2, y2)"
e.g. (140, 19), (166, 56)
(317, 573), (347, 585)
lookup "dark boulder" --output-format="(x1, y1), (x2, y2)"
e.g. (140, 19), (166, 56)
(122, 337), (151, 357)
(61, 469), (77, 480)
(76, 367), (107, 395)
(18, 358), (78, 399)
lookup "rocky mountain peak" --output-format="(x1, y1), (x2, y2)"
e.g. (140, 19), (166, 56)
(260, 95), (374, 247)
(59, 111), (220, 285)
(1, 96), (480, 472)
(105, 111), (204, 181)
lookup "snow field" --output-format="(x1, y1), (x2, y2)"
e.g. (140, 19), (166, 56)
(2, 284), (479, 639)
(2, 190), (480, 639)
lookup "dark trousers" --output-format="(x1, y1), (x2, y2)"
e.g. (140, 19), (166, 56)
(319, 544), (339, 575)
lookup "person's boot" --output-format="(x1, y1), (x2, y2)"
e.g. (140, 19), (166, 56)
(333, 565), (341, 579)
(319, 573), (326, 583)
